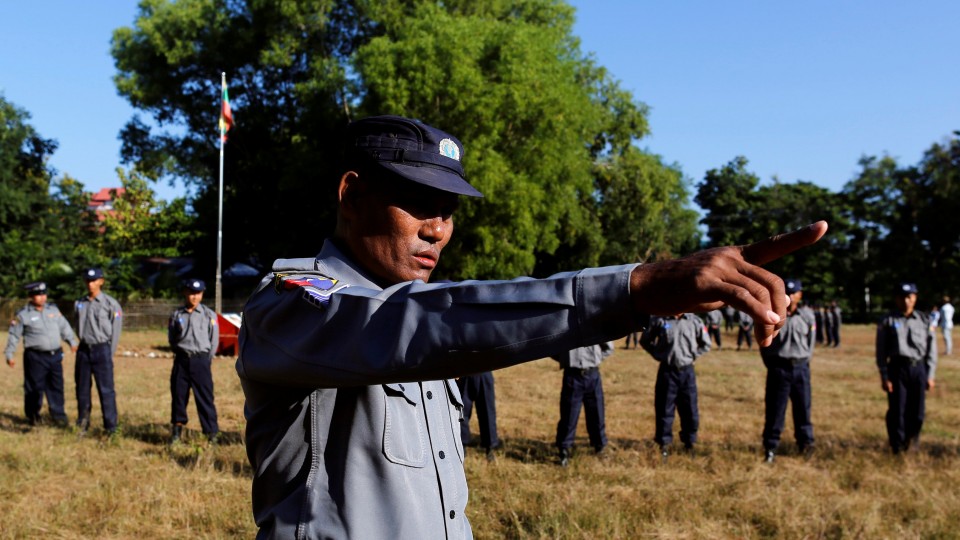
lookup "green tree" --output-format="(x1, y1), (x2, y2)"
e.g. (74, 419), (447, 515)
(695, 156), (759, 247)
(111, 0), (694, 280)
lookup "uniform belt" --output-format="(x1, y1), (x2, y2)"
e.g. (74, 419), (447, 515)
(27, 348), (61, 355)
(569, 367), (598, 376)
(894, 356), (923, 367)
(774, 356), (809, 367)
(79, 342), (110, 350)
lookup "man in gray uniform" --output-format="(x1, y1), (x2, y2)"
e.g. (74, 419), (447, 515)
(704, 309), (723, 349)
(760, 279), (816, 463)
(74, 267), (123, 434)
(4, 282), (79, 426)
(236, 115), (828, 538)
(641, 313), (710, 458)
(877, 282), (937, 454)
(552, 342), (614, 466)
(168, 278), (220, 444)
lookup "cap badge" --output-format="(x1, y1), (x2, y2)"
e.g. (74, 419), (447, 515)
(902, 284), (911, 291)
(192, 281), (201, 289)
(438, 138), (461, 161)
(87, 270), (96, 277)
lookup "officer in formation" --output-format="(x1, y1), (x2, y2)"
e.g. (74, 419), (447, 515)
(641, 313), (710, 459)
(74, 267), (123, 434)
(623, 330), (640, 349)
(722, 305), (736, 332)
(814, 305), (825, 344)
(456, 371), (501, 461)
(736, 310), (754, 350)
(876, 283), (937, 454)
(704, 309), (723, 349)
(826, 301), (842, 347)
(167, 279), (220, 444)
(552, 342), (614, 467)
(234, 114), (826, 537)
(4, 282), (79, 426)
(760, 279), (816, 463)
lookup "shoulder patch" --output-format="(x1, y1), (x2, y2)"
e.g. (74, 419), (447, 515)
(275, 273), (350, 309)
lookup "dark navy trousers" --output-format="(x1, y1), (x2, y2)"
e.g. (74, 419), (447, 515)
(456, 372), (499, 449)
(763, 359), (814, 451)
(654, 364), (699, 447)
(171, 351), (219, 435)
(708, 327), (722, 348)
(556, 367), (607, 451)
(885, 360), (927, 452)
(75, 343), (118, 431)
(23, 348), (67, 423)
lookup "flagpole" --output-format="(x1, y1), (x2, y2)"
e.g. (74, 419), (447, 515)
(215, 72), (226, 315)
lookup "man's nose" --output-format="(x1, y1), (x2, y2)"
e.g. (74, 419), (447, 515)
(420, 216), (449, 242)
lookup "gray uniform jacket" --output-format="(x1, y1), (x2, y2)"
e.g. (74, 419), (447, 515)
(640, 314), (710, 368)
(168, 304), (219, 360)
(704, 310), (723, 327)
(551, 341), (614, 369)
(876, 311), (938, 381)
(760, 306), (816, 364)
(237, 240), (646, 539)
(5, 303), (78, 360)
(75, 292), (123, 354)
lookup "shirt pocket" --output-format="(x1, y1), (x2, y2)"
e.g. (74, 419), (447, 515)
(381, 383), (427, 468)
(444, 379), (465, 462)
(907, 324), (928, 351)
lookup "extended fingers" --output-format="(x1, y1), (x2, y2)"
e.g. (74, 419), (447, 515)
(741, 221), (829, 267)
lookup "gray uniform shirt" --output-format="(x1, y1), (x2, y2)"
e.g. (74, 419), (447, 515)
(551, 341), (614, 369)
(168, 304), (219, 360)
(876, 310), (938, 380)
(640, 313), (710, 368)
(75, 292), (123, 354)
(237, 240), (645, 539)
(760, 306), (816, 363)
(704, 309), (723, 327)
(5, 303), (78, 359)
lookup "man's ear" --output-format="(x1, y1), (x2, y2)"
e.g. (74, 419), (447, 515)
(338, 171), (363, 218)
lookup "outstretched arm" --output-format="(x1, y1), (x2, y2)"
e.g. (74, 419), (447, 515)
(629, 221), (828, 348)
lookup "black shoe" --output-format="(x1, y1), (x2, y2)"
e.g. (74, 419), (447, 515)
(206, 431), (221, 445)
(595, 445), (610, 461)
(684, 443), (696, 457)
(660, 447), (669, 463)
(76, 417), (90, 436)
(558, 448), (570, 467)
(485, 448), (497, 462)
(170, 424), (183, 445)
(799, 444), (815, 458)
(764, 450), (775, 463)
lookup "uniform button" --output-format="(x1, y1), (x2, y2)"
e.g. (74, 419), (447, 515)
(426, 391), (433, 399)
(439, 451), (446, 459)
(449, 510), (456, 519)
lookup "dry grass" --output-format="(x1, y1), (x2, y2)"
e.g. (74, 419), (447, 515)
(1, 325), (958, 538)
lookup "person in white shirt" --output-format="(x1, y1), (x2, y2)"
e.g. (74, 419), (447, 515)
(940, 296), (954, 356)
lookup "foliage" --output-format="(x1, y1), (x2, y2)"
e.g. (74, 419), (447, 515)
(111, 0), (698, 280)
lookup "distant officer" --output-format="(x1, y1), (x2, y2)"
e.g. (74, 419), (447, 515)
(877, 282), (937, 454)
(736, 311), (754, 350)
(623, 330), (640, 350)
(704, 309), (723, 349)
(168, 279), (220, 443)
(552, 342), (614, 466)
(828, 301), (842, 347)
(4, 282), (78, 426)
(940, 296), (954, 356)
(641, 313), (710, 458)
(74, 268), (123, 434)
(456, 372), (501, 461)
(814, 304), (825, 344)
(760, 279), (816, 463)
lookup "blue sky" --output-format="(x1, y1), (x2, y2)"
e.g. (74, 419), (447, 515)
(2, 1), (958, 202)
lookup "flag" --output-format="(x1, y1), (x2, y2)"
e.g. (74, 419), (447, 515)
(219, 77), (234, 141)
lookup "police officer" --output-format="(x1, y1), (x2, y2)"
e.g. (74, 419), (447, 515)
(235, 114), (827, 538)
(736, 310), (754, 350)
(641, 313), (710, 458)
(4, 282), (79, 426)
(552, 342), (614, 466)
(704, 309), (723, 349)
(877, 282), (937, 454)
(760, 279), (816, 463)
(168, 279), (220, 444)
(74, 267), (123, 434)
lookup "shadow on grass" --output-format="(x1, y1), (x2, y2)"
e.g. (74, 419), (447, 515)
(0, 411), (35, 434)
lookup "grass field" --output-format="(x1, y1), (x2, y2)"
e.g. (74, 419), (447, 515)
(1, 325), (958, 538)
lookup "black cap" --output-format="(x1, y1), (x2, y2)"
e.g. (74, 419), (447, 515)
(82, 268), (104, 281)
(345, 115), (483, 198)
(784, 279), (802, 295)
(24, 282), (47, 295)
(896, 282), (918, 295)
(182, 279), (206, 292)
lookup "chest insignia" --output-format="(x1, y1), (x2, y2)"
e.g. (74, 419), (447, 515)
(277, 274), (350, 309)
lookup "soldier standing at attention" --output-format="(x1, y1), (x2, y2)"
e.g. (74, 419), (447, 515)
(760, 279), (816, 463)
(74, 268), (123, 434)
(877, 283), (937, 454)
(704, 309), (723, 349)
(4, 282), (78, 426)
(736, 310), (754, 350)
(168, 279), (220, 444)
(641, 313), (711, 459)
(552, 342), (614, 466)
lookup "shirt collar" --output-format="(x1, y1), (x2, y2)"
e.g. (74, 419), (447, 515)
(316, 239), (384, 291)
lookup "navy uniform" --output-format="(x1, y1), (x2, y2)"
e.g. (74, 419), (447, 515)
(4, 282), (78, 425)
(456, 372), (500, 460)
(760, 279), (816, 462)
(736, 310), (754, 350)
(237, 117), (647, 539)
(641, 313), (710, 455)
(74, 267), (123, 433)
(828, 301), (842, 347)
(168, 279), (220, 443)
(552, 342), (614, 466)
(876, 282), (937, 453)
(704, 309), (723, 349)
